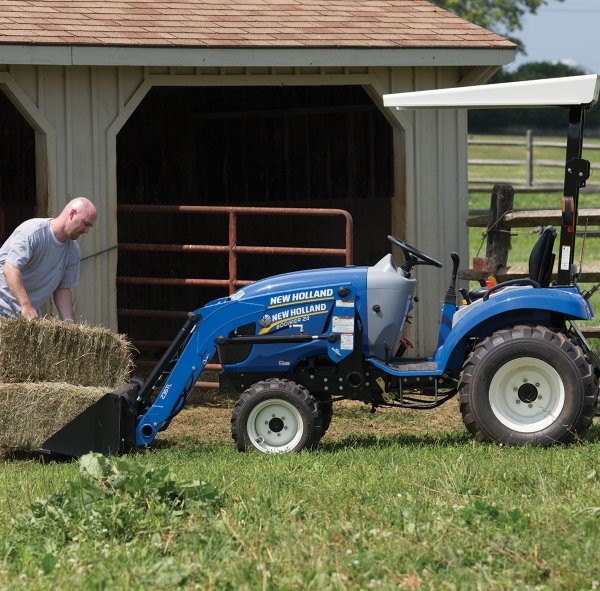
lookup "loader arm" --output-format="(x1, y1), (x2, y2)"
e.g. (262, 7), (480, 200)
(134, 298), (265, 446)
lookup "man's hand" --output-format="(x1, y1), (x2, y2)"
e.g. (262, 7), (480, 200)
(3, 263), (38, 320)
(19, 302), (38, 320)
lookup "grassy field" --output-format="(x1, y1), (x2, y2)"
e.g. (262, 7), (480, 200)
(468, 133), (600, 185)
(2, 137), (600, 590)
(2, 396), (600, 590)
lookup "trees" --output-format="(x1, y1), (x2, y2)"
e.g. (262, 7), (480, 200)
(430, 0), (562, 52)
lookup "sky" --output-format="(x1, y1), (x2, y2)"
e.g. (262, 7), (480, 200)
(506, 0), (600, 74)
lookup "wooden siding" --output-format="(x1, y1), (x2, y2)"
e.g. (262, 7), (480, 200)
(0, 63), (473, 354)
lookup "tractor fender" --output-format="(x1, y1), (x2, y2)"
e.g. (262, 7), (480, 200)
(434, 286), (593, 371)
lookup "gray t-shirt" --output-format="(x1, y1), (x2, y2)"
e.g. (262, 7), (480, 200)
(0, 218), (80, 317)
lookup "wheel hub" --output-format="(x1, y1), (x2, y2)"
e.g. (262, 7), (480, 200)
(246, 399), (303, 452)
(518, 382), (538, 403)
(489, 357), (565, 433)
(269, 417), (284, 432)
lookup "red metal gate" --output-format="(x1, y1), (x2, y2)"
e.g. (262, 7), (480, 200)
(116, 204), (353, 386)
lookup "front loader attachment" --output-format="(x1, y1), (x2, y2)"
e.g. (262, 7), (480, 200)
(37, 379), (142, 457)
(36, 297), (266, 458)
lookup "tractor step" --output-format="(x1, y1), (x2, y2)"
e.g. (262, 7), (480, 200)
(387, 358), (438, 372)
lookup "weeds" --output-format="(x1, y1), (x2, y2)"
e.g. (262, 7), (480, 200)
(0, 453), (220, 588)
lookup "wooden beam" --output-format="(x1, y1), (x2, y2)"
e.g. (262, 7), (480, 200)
(468, 208), (600, 228)
(189, 104), (378, 120)
(579, 326), (600, 339)
(459, 265), (600, 282)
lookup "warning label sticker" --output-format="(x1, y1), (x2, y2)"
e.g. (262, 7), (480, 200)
(335, 300), (354, 308)
(340, 334), (354, 350)
(560, 245), (571, 271)
(332, 316), (354, 333)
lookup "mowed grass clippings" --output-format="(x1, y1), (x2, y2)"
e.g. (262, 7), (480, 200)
(0, 383), (107, 451)
(0, 316), (134, 388)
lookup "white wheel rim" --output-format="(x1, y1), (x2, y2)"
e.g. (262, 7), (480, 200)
(246, 399), (304, 453)
(489, 357), (565, 433)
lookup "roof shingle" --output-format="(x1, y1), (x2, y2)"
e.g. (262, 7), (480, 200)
(0, 0), (515, 49)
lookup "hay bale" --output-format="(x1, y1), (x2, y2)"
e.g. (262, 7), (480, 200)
(0, 316), (134, 388)
(0, 382), (107, 451)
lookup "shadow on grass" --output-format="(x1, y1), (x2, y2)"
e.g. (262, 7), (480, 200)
(6, 416), (600, 463)
(320, 430), (473, 451)
(0, 449), (77, 463)
(146, 430), (474, 454)
(583, 421), (600, 443)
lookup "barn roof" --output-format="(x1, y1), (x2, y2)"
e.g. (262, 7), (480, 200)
(0, 0), (513, 49)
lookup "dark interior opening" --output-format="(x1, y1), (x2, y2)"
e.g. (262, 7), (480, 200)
(116, 85), (394, 349)
(0, 90), (36, 244)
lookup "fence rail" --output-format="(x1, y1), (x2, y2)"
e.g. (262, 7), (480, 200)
(117, 204), (354, 385)
(468, 130), (600, 190)
(462, 184), (600, 338)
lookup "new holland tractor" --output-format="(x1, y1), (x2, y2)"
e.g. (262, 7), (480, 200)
(39, 75), (600, 457)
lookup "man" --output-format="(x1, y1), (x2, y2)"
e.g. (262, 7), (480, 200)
(0, 197), (97, 324)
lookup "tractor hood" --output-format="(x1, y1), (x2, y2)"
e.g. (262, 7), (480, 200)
(228, 266), (369, 302)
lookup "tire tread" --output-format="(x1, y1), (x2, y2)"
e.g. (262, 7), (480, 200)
(458, 325), (598, 446)
(231, 378), (323, 452)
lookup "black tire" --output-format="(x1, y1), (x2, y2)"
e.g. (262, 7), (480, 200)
(314, 393), (333, 433)
(458, 325), (598, 446)
(231, 379), (323, 452)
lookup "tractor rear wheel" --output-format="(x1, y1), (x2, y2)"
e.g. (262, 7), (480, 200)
(231, 379), (323, 452)
(458, 326), (598, 446)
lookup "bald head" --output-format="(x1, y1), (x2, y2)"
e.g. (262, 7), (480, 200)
(64, 197), (97, 218)
(51, 197), (98, 242)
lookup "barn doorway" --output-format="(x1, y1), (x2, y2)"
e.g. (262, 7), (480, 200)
(116, 85), (394, 348)
(0, 89), (36, 244)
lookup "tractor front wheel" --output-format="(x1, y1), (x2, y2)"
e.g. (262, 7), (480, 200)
(458, 326), (598, 446)
(231, 379), (323, 452)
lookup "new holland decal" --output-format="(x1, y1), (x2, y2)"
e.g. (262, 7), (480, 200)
(269, 288), (334, 306)
(259, 288), (335, 334)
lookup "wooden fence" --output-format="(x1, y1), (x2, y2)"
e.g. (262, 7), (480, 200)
(468, 130), (600, 191)
(460, 183), (600, 338)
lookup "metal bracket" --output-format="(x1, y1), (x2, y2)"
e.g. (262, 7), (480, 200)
(376, 376), (395, 403)
(566, 157), (591, 188)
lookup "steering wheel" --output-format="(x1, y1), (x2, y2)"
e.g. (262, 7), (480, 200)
(387, 235), (443, 269)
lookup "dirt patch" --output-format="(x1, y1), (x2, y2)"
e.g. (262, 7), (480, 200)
(155, 385), (467, 448)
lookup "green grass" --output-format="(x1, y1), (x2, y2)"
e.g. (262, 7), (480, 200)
(468, 192), (600, 267)
(3, 433), (600, 590)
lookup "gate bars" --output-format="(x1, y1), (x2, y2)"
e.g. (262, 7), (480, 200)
(116, 204), (354, 387)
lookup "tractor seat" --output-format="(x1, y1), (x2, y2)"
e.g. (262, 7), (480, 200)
(468, 225), (557, 301)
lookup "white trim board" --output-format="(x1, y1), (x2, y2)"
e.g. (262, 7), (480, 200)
(384, 75), (600, 109)
(0, 46), (516, 68)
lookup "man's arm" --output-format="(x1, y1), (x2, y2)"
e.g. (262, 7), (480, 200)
(3, 262), (38, 320)
(53, 287), (75, 324)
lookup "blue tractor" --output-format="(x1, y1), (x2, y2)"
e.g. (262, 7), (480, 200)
(40, 75), (600, 457)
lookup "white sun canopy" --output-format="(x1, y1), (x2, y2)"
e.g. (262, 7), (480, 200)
(383, 74), (600, 110)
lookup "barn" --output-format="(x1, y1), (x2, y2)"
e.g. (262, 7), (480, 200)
(0, 0), (515, 354)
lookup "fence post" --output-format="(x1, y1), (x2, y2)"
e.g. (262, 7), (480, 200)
(526, 129), (533, 186)
(486, 184), (514, 276)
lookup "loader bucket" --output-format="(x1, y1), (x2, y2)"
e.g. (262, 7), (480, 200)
(36, 379), (142, 458)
